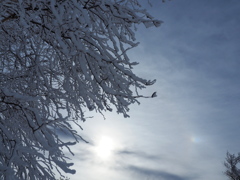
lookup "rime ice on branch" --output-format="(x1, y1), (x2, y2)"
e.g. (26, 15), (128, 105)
(0, 0), (161, 179)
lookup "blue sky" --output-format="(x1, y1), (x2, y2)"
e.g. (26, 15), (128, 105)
(64, 1), (240, 179)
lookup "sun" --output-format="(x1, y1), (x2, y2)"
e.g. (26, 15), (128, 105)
(94, 136), (115, 160)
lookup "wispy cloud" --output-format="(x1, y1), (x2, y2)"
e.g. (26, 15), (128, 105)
(114, 149), (194, 180)
(124, 165), (194, 180)
(116, 149), (162, 161)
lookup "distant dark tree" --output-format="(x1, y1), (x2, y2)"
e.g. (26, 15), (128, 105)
(0, 0), (162, 179)
(224, 152), (240, 180)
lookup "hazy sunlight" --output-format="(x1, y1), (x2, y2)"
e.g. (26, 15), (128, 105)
(95, 136), (115, 160)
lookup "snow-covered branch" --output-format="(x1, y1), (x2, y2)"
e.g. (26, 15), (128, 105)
(0, 0), (161, 179)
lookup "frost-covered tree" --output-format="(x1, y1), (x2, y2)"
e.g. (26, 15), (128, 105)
(224, 152), (240, 180)
(0, 0), (161, 179)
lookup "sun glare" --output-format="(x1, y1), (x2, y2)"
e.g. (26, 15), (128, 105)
(95, 136), (115, 160)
